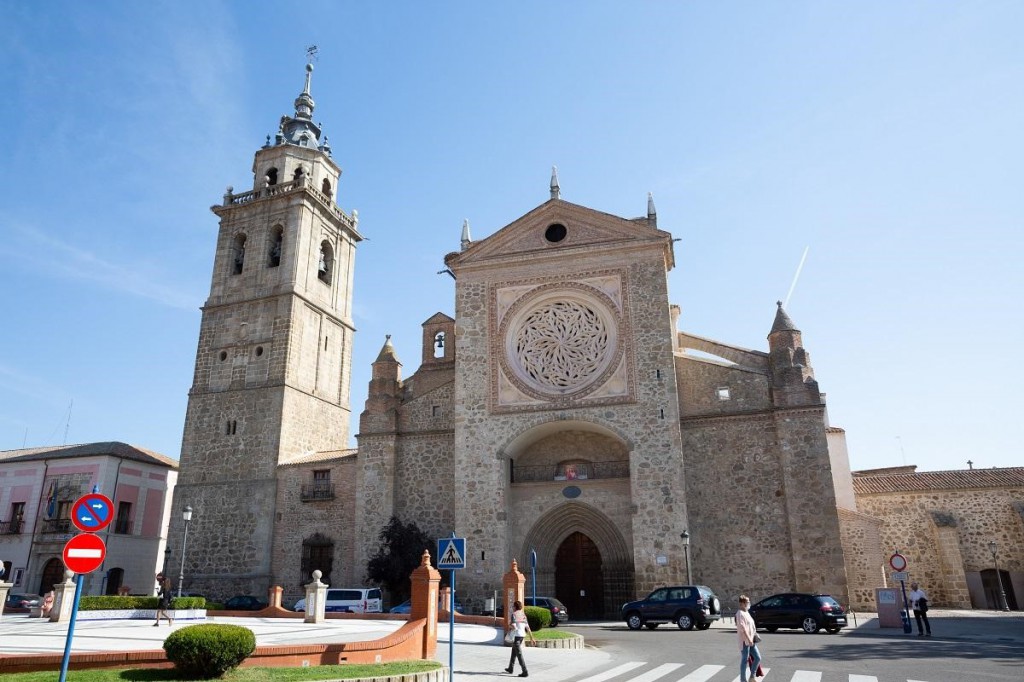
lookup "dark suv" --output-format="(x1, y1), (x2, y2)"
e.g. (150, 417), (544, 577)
(621, 585), (722, 631)
(749, 593), (847, 634)
(524, 596), (569, 626)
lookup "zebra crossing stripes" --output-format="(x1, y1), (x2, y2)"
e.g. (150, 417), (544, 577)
(576, 661), (648, 682)
(629, 663), (685, 682)
(676, 665), (725, 682)
(790, 672), (822, 682)
(727, 667), (769, 682)
(849, 677), (880, 682)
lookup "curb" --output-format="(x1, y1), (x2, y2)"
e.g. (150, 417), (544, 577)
(530, 633), (584, 649)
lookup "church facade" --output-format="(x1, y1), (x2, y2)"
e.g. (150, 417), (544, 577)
(169, 65), (860, 617)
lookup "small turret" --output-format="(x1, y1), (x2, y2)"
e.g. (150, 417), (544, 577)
(550, 166), (561, 200)
(460, 219), (472, 251)
(767, 302), (821, 407)
(360, 335), (403, 432)
(647, 192), (657, 227)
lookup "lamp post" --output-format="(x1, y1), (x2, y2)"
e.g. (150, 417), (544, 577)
(988, 541), (1010, 612)
(530, 548), (537, 608)
(177, 505), (193, 599)
(680, 530), (692, 585)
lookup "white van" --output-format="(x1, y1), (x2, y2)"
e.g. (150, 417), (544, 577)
(293, 587), (383, 613)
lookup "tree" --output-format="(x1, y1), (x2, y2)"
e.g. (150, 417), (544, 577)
(365, 517), (434, 603)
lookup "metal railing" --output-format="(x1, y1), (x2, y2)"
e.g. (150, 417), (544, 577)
(41, 518), (73, 533)
(511, 460), (630, 483)
(0, 519), (24, 534)
(300, 483), (336, 501)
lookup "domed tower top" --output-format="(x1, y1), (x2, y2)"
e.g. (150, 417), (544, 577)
(274, 62), (325, 150)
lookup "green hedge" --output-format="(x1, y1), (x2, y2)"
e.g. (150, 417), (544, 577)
(524, 605), (551, 631)
(78, 595), (206, 610)
(163, 623), (256, 678)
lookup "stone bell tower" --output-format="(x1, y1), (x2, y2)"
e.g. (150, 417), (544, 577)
(170, 62), (363, 597)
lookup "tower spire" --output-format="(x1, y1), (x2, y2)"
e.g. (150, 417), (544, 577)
(461, 219), (472, 251)
(550, 166), (560, 200)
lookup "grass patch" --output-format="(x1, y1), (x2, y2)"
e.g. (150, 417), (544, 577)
(533, 629), (578, 640)
(3, 660), (442, 682)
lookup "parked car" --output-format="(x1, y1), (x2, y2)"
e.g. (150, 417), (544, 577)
(224, 595), (268, 611)
(524, 596), (569, 626)
(621, 585), (722, 631)
(749, 593), (847, 634)
(294, 587), (383, 613)
(3, 593), (40, 611)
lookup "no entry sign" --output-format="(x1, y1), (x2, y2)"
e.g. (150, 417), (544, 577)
(63, 533), (107, 574)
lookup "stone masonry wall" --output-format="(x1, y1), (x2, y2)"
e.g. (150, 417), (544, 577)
(856, 487), (1024, 607)
(273, 455), (358, 606)
(837, 507), (885, 610)
(676, 356), (772, 418)
(394, 434), (456, 539)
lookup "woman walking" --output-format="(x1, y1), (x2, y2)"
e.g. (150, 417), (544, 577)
(504, 600), (536, 677)
(736, 595), (762, 682)
(153, 573), (173, 626)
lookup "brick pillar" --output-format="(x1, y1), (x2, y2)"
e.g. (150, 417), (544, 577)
(929, 512), (972, 607)
(502, 559), (526, 634)
(267, 585), (283, 609)
(410, 550), (441, 660)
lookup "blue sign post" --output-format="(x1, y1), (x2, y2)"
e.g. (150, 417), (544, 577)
(437, 534), (466, 681)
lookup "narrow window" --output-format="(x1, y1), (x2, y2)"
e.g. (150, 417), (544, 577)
(434, 331), (445, 358)
(717, 387), (731, 401)
(293, 166), (304, 182)
(266, 167), (278, 186)
(232, 233), (247, 275)
(114, 502), (132, 534)
(318, 241), (333, 284)
(324, 336), (329, 350)
(7, 502), (25, 534)
(268, 226), (283, 268)
(432, 405), (441, 417)
(321, 178), (332, 198)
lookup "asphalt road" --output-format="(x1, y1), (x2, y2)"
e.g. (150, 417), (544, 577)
(563, 623), (1023, 682)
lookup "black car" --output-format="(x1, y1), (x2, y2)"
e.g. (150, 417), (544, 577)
(524, 596), (569, 626)
(224, 595), (268, 611)
(621, 585), (722, 631)
(749, 593), (847, 634)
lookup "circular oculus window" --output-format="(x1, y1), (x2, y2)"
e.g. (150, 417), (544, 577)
(501, 287), (620, 399)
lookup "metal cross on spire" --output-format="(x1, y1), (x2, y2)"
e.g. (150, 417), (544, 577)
(306, 45), (319, 63)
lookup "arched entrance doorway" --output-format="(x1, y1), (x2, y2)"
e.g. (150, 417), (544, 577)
(555, 532), (604, 620)
(39, 557), (65, 595)
(105, 567), (124, 595)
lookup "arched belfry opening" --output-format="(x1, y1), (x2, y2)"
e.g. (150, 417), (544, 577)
(519, 501), (633, 620)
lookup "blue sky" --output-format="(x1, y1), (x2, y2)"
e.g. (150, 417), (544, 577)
(1, 1), (1021, 472)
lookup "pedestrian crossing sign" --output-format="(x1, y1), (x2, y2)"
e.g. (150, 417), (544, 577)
(437, 537), (466, 569)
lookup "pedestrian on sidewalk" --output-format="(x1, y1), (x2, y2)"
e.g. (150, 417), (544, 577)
(504, 600), (537, 677)
(153, 574), (173, 626)
(908, 582), (931, 637)
(736, 595), (763, 682)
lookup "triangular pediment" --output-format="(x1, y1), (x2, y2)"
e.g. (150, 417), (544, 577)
(450, 199), (673, 268)
(422, 312), (455, 326)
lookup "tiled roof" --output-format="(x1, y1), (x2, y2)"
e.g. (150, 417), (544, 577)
(0, 442), (178, 469)
(280, 448), (357, 467)
(853, 467), (1024, 494)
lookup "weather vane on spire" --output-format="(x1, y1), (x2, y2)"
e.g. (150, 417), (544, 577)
(306, 45), (319, 63)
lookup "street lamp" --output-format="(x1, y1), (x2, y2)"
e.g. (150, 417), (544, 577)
(177, 505), (193, 599)
(988, 541), (1010, 612)
(680, 530), (692, 585)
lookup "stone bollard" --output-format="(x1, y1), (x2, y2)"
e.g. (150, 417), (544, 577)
(304, 570), (328, 624)
(50, 571), (77, 623)
(0, 581), (12, 622)
(502, 559), (526, 640)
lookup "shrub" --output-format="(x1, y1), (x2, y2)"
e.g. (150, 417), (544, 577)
(163, 623), (256, 679)
(524, 605), (551, 631)
(78, 595), (206, 610)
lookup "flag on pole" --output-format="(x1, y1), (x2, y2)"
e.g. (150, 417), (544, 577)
(45, 480), (57, 519)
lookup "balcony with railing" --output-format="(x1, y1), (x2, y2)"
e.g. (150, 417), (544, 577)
(0, 519), (24, 534)
(220, 178), (358, 232)
(41, 518), (74, 534)
(511, 460), (630, 484)
(301, 483), (336, 502)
